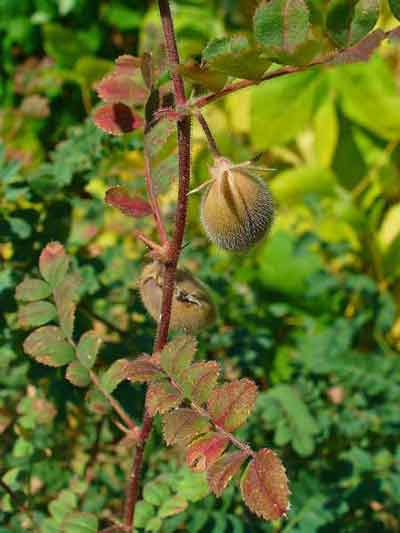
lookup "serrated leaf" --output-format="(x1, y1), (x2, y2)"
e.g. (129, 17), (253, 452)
(15, 278), (52, 302)
(18, 301), (57, 329)
(254, 0), (310, 56)
(96, 74), (147, 106)
(207, 379), (258, 432)
(105, 187), (152, 218)
(203, 36), (271, 81)
(66, 361), (91, 387)
(179, 361), (219, 405)
(160, 335), (197, 378)
(146, 380), (183, 416)
(39, 242), (70, 288)
(76, 331), (102, 369)
(101, 358), (130, 393)
(158, 495), (188, 518)
(349, 0), (379, 46)
(61, 512), (98, 533)
(60, 513), (98, 533)
(162, 408), (210, 446)
(186, 432), (229, 472)
(240, 449), (289, 520)
(23, 326), (75, 367)
(126, 355), (164, 383)
(114, 54), (142, 76)
(143, 480), (171, 506)
(207, 451), (248, 497)
(93, 103), (143, 135)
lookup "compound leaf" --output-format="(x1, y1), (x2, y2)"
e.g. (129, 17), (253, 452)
(160, 335), (197, 378)
(66, 361), (91, 388)
(76, 331), (102, 369)
(23, 326), (75, 367)
(207, 451), (248, 497)
(179, 361), (220, 405)
(146, 380), (183, 416)
(15, 278), (52, 302)
(18, 301), (57, 329)
(39, 242), (70, 288)
(126, 355), (164, 383)
(186, 432), (229, 472)
(162, 408), (210, 446)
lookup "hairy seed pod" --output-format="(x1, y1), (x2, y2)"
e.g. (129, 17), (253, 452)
(139, 261), (216, 332)
(201, 158), (275, 251)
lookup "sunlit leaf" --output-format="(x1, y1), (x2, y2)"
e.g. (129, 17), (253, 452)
(60, 512), (98, 533)
(240, 449), (289, 520)
(207, 378), (257, 431)
(158, 495), (188, 518)
(207, 451), (248, 496)
(162, 408), (210, 446)
(15, 278), (52, 302)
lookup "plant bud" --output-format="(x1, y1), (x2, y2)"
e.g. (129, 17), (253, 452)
(201, 158), (275, 251)
(139, 261), (216, 332)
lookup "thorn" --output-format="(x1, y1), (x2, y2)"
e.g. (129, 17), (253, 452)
(187, 178), (215, 195)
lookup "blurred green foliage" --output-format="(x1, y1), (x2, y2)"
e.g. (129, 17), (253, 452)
(1, 0), (400, 532)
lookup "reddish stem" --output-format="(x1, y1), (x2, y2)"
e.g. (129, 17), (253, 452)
(122, 1), (192, 529)
(144, 152), (168, 245)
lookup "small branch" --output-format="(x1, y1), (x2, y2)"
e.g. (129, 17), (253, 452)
(89, 370), (139, 434)
(134, 230), (165, 253)
(195, 111), (221, 158)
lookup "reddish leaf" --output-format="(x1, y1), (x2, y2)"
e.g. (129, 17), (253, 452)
(240, 449), (289, 520)
(96, 75), (147, 105)
(39, 242), (70, 288)
(207, 451), (249, 497)
(179, 361), (219, 405)
(20, 95), (50, 118)
(330, 30), (385, 64)
(126, 355), (164, 383)
(15, 278), (52, 302)
(160, 335), (197, 378)
(105, 187), (152, 218)
(146, 380), (183, 416)
(186, 432), (229, 472)
(18, 301), (57, 329)
(162, 408), (210, 446)
(53, 273), (81, 340)
(114, 54), (142, 76)
(23, 326), (75, 367)
(207, 378), (258, 432)
(93, 103), (143, 135)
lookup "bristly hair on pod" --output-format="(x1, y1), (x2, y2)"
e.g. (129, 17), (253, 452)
(200, 158), (275, 252)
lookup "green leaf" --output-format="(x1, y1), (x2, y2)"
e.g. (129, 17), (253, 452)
(53, 273), (81, 340)
(207, 379), (257, 432)
(254, 0), (310, 58)
(350, 0), (379, 46)
(23, 326), (75, 367)
(251, 69), (321, 149)
(240, 449), (289, 520)
(100, 358), (130, 393)
(325, 0), (379, 47)
(66, 361), (91, 387)
(160, 335), (197, 378)
(145, 517), (162, 532)
(162, 408), (210, 446)
(179, 361), (220, 405)
(15, 278), (52, 302)
(39, 242), (70, 288)
(262, 385), (319, 456)
(86, 388), (110, 416)
(76, 331), (102, 369)
(389, 0), (400, 20)
(314, 97), (338, 168)
(49, 490), (77, 525)
(17, 301), (57, 329)
(61, 512), (98, 533)
(158, 495), (188, 518)
(143, 480), (171, 506)
(134, 501), (155, 529)
(203, 35), (271, 80)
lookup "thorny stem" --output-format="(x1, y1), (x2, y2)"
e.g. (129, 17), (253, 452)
(122, 0), (192, 529)
(195, 110), (221, 158)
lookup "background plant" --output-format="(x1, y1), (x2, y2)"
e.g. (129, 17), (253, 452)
(1, 1), (400, 532)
